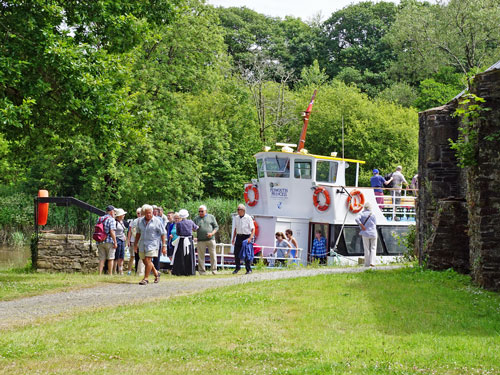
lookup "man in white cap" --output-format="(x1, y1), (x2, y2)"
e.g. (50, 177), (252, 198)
(231, 204), (255, 274)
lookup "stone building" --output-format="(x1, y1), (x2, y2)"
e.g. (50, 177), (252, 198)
(418, 61), (500, 291)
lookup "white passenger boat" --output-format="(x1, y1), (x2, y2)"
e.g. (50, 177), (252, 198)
(233, 91), (416, 266)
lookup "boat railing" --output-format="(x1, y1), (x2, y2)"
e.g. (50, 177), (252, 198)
(208, 244), (304, 269)
(347, 186), (417, 222)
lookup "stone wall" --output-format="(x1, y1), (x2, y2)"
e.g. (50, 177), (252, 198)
(467, 69), (500, 290)
(37, 233), (98, 273)
(418, 67), (500, 291)
(417, 103), (469, 272)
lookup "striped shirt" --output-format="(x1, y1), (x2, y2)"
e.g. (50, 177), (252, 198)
(311, 237), (327, 258)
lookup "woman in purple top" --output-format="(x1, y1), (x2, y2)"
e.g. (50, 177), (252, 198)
(172, 209), (199, 276)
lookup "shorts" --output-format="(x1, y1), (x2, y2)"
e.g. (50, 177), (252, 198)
(98, 242), (115, 261)
(114, 239), (125, 260)
(139, 249), (157, 260)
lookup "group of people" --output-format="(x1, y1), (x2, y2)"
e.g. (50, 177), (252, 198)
(95, 204), (220, 284)
(370, 166), (418, 208)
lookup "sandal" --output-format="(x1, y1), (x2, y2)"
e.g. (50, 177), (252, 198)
(139, 279), (149, 285)
(154, 273), (160, 284)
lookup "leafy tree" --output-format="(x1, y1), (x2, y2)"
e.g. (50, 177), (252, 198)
(387, 0), (500, 83)
(297, 60), (328, 88)
(377, 82), (418, 107)
(319, 2), (398, 80)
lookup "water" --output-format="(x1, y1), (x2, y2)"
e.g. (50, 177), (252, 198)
(0, 244), (31, 269)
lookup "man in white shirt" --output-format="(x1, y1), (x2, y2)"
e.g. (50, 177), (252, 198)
(231, 204), (255, 274)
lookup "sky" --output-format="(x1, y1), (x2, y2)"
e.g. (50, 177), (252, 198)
(206, 0), (400, 21)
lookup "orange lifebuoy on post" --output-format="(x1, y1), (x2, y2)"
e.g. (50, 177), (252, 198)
(347, 190), (365, 213)
(37, 190), (49, 226)
(253, 219), (259, 240)
(313, 186), (331, 211)
(244, 184), (259, 207)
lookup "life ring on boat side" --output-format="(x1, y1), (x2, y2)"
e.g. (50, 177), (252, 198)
(253, 219), (259, 240)
(244, 185), (259, 207)
(347, 190), (365, 213)
(313, 187), (331, 211)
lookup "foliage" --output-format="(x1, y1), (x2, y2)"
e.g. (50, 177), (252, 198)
(387, 0), (500, 82)
(449, 92), (490, 168)
(0, 269), (499, 373)
(377, 81), (418, 107)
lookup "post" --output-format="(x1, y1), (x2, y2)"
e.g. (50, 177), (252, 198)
(297, 90), (317, 152)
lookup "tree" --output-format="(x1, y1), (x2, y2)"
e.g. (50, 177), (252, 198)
(319, 2), (398, 79)
(387, 0), (500, 83)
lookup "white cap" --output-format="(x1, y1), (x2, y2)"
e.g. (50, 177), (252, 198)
(179, 209), (189, 219)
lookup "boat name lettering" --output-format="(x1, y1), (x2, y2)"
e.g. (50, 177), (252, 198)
(270, 187), (288, 198)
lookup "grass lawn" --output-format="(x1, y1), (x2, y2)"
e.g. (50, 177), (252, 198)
(0, 267), (499, 374)
(0, 267), (131, 301)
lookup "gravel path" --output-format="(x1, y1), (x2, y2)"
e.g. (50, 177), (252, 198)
(0, 265), (403, 329)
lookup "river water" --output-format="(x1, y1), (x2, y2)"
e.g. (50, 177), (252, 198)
(0, 244), (31, 269)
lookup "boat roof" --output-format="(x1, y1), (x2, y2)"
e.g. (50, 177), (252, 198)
(254, 151), (366, 164)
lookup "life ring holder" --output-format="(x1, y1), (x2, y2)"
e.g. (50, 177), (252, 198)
(313, 186), (331, 212)
(244, 184), (259, 207)
(347, 190), (365, 213)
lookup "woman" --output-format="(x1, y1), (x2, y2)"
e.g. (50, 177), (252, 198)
(273, 232), (291, 267)
(113, 208), (127, 275)
(285, 229), (299, 263)
(171, 209), (199, 276)
(355, 202), (377, 267)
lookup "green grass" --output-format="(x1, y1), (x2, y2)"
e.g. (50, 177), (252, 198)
(0, 268), (499, 374)
(0, 267), (131, 301)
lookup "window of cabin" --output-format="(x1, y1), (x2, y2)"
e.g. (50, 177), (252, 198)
(294, 160), (312, 179)
(257, 159), (265, 178)
(265, 157), (290, 178)
(316, 161), (338, 184)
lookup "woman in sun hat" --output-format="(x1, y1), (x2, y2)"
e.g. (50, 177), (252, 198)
(113, 208), (127, 275)
(171, 209), (199, 276)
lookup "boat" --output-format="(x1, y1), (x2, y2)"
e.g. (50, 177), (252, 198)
(232, 91), (416, 266)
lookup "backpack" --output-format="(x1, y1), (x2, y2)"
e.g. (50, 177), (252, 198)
(384, 172), (394, 188)
(93, 216), (109, 242)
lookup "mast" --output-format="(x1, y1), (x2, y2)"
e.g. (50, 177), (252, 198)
(297, 90), (317, 152)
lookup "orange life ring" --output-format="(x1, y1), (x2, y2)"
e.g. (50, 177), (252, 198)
(244, 185), (259, 207)
(313, 186), (330, 211)
(347, 190), (365, 213)
(253, 219), (259, 240)
(37, 190), (49, 225)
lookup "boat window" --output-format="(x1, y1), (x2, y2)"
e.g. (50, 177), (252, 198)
(379, 226), (408, 255)
(294, 160), (312, 179)
(335, 226), (383, 255)
(265, 157), (290, 178)
(257, 159), (265, 178)
(316, 161), (338, 184)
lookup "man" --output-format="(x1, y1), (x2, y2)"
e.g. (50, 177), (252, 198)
(134, 204), (166, 285)
(310, 230), (327, 264)
(370, 169), (388, 207)
(126, 207), (144, 276)
(97, 205), (117, 275)
(386, 166), (409, 206)
(152, 205), (164, 272)
(231, 204), (255, 274)
(355, 202), (377, 267)
(194, 205), (219, 275)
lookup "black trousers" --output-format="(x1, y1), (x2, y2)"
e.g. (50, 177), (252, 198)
(234, 234), (251, 272)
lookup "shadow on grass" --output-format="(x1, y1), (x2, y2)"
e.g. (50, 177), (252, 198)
(347, 267), (500, 337)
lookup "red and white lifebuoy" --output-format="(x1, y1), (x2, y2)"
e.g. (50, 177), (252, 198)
(347, 189), (365, 213)
(313, 186), (330, 211)
(253, 219), (259, 240)
(244, 184), (259, 207)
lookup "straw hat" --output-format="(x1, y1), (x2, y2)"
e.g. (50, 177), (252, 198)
(179, 209), (189, 219)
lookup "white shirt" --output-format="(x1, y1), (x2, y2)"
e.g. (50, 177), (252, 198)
(235, 214), (254, 235)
